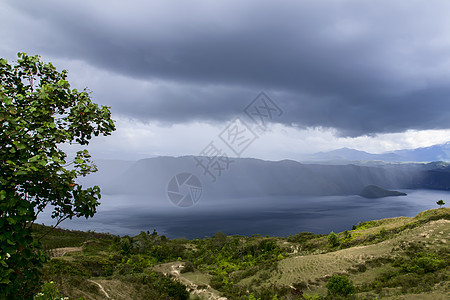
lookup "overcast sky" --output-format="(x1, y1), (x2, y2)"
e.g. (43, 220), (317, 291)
(2, 0), (450, 161)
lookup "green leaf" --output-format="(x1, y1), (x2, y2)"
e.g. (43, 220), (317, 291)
(0, 260), (9, 268)
(0, 278), (11, 285)
(18, 207), (27, 216)
(28, 155), (39, 163)
(16, 143), (26, 150)
(15, 170), (27, 176)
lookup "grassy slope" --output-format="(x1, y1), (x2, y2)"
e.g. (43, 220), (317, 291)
(267, 218), (449, 297)
(37, 208), (449, 299)
(242, 208), (449, 298)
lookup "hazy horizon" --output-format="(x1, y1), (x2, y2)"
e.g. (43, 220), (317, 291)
(89, 141), (450, 163)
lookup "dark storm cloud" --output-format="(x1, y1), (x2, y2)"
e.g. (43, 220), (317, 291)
(2, 0), (450, 136)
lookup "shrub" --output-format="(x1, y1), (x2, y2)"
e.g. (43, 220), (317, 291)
(328, 232), (340, 247)
(326, 274), (355, 297)
(33, 281), (66, 300)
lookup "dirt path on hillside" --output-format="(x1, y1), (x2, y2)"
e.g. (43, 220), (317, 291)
(166, 262), (227, 300)
(88, 280), (110, 298)
(50, 246), (82, 257)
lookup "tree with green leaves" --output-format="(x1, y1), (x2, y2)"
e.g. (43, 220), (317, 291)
(328, 231), (340, 248)
(0, 53), (115, 298)
(326, 274), (355, 297)
(436, 199), (445, 208)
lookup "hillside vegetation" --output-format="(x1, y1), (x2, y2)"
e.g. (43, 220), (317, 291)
(34, 208), (449, 299)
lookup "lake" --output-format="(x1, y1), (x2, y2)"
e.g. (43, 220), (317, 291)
(36, 189), (449, 239)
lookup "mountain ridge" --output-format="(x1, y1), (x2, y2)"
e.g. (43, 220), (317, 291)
(306, 142), (450, 162)
(79, 156), (450, 200)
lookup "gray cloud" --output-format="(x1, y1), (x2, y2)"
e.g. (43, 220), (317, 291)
(2, 0), (450, 136)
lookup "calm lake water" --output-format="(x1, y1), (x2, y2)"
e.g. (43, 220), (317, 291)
(36, 189), (449, 239)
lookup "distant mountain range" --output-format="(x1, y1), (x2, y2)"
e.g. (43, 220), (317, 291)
(78, 155), (450, 202)
(306, 142), (450, 162)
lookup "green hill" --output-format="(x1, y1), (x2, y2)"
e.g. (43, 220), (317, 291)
(34, 208), (449, 299)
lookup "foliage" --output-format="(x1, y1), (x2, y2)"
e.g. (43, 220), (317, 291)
(0, 53), (115, 298)
(248, 293), (260, 300)
(360, 242), (449, 295)
(327, 232), (340, 248)
(326, 274), (355, 297)
(303, 293), (321, 299)
(111, 231), (186, 261)
(352, 220), (379, 231)
(436, 199), (445, 208)
(186, 235), (287, 296)
(124, 272), (189, 300)
(33, 281), (67, 300)
(393, 243), (447, 274)
(40, 231), (190, 299)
